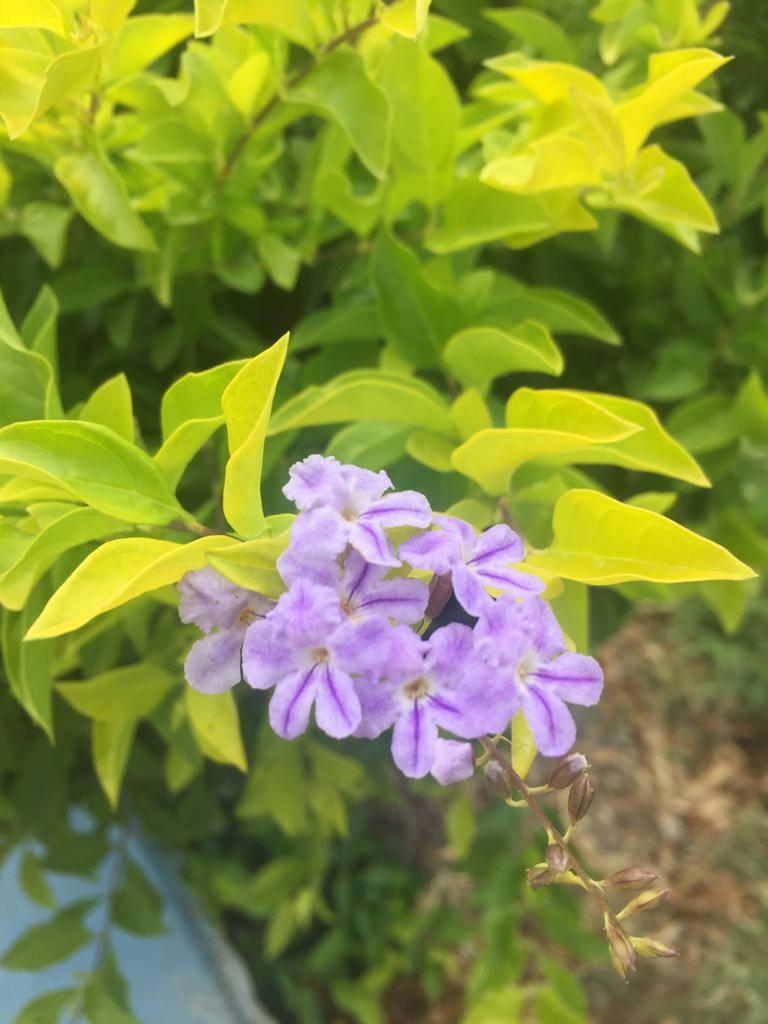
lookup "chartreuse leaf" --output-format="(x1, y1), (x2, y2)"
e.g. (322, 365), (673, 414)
(222, 335), (288, 537)
(0, 421), (185, 525)
(1, 899), (94, 970)
(528, 490), (756, 584)
(0, 507), (123, 612)
(79, 374), (134, 443)
(289, 50), (390, 179)
(208, 536), (288, 597)
(155, 359), (247, 487)
(0, 1), (66, 33)
(406, 431), (455, 472)
(452, 394), (638, 493)
(485, 54), (610, 104)
(381, 0), (431, 38)
(531, 390), (710, 486)
(269, 370), (454, 435)
(217, 0), (316, 47)
(54, 149), (156, 253)
(371, 230), (463, 368)
(56, 664), (176, 722)
(13, 988), (75, 1024)
(482, 136), (601, 194)
(445, 321), (563, 388)
(194, 0), (228, 37)
(615, 49), (730, 160)
(450, 389), (492, 441)
(108, 15), (194, 81)
(2, 585), (54, 738)
(185, 689), (247, 771)
(1, 287), (59, 425)
(92, 719), (136, 808)
(26, 536), (237, 640)
(511, 710), (537, 779)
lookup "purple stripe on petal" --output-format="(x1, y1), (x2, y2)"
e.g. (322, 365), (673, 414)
(391, 701), (438, 778)
(349, 521), (400, 566)
(520, 684), (576, 757)
(466, 524), (524, 568)
(314, 664), (361, 739)
(356, 578), (429, 625)
(473, 566), (544, 596)
(360, 490), (432, 529)
(269, 665), (318, 740)
(530, 653), (603, 707)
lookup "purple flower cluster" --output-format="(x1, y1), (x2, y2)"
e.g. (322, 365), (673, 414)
(178, 455), (603, 782)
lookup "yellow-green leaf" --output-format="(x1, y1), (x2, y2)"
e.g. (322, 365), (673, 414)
(78, 374), (134, 443)
(194, 0), (228, 37)
(207, 536), (288, 597)
(26, 535), (237, 640)
(92, 718), (136, 808)
(511, 710), (537, 779)
(109, 15), (194, 81)
(445, 322), (563, 389)
(406, 430), (455, 472)
(450, 388), (493, 441)
(482, 136), (601, 194)
(0, 1), (65, 33)
(185, 688), (247, 771)
(56, 664), (176, 722)
(381, 0), (431, 39)
(528, 489), (756, 584)
(222, 334), (289, 537)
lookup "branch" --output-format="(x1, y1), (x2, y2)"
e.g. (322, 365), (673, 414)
(218, 13), (380, 182)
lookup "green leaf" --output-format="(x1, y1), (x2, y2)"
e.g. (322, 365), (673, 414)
(222, 334), (289, 537)
(154, 359), (247, 487)
(2, 586), (54, 738)
(81, 979), (139, 1024)
(207, 536), (288, 597)
(185, 688), (247, 771)
(26, 536), (237, 640)
(450, 388), (493, 441)
(511, 709), (537, 779)
(54, 150), (156, 253)
(1, 900), (94, 971)
(381, 0), (431, 38)
(289, 49), (390, 178)
(0, 507), (125, 612)
(0, 421), (185, 525)
(445, 791), (475, 857)
(666, 394), (738, 454)
(626, 491), (678, 515)
(0, 288), (57, 426)
(79, 374), (134, 443)
(290, 304), (380, 352)
(735, 371), (768, 447)
(484, 283), (620, 345)
(528, 489), (756, 584)
(699, 579), (757, 636)
(533, 390), (710, 485)
(19, 203), (73, 270)
(13, 988), (75, 1024)
(406, 430), (455, 471)
(377, 36), (458, 210)
(485, 9), (576, 62)
(109, 15), (194, 80)
(371, 231), (464, 368)
(444, 321), (563, 388)
(20, 851), (56, 909)
(56, 664), (176, 722)
(112, 861), (165, 935)
(194, 0), (227, 37)
(326, 421), (410, 469)
(269, 370), (453, 435)
(92, 718), (136, 808)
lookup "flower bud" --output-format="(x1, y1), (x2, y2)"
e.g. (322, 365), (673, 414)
(605, 867), (659, 891)
(617, 889), (671, 921)
(630, 936), (679, 959)
(527, 864), (553, 889)
(483, 759), (511, 799)
(568, 773), (595, 824)
(548, 753), (589, 789)
(425, 573), (453, 620)
(546, 843), (570, 874)
(605, 918), (636, 982)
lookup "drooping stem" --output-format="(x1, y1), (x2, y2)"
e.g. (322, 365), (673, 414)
(218, 13), (380, 182)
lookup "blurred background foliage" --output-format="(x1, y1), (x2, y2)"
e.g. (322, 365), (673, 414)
(0, 0), (766, 1021)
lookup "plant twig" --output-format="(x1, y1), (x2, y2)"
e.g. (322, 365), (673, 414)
(218, 13), (379, 182)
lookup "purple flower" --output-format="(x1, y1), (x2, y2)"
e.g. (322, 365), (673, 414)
(474, 596), (603, 757)
(279, 531), (428, 626)
(241, 579), (390, 740)
(431, 739), (475, 786)
(355, 624), (515, 778)
(282, 455), (431, 566)
(178, 566), (273, 694)
(400, 516), (543, 616)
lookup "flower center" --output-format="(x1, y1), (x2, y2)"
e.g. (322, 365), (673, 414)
(310, 647), (331, 663)
(515, 650), (539, 686)
(403, 676), (430, 700)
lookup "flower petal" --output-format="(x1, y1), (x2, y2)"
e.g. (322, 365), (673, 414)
(399, 527), (462, 575)
(268, 665), (319, 740)
(530, 652), (603, 707)
(242, 619), (295, 690)
(184, 627), (244, 694)
(178, 566), (251, 633)
(520, 684), (576, 757)
(391, 702), (438, 778)
(340, 463), (392, 507)
(283, 454), (346, 511)
(472, 564), (545, 600)
(277, 508), (347, 587)
(332, 615), (394, 677)
(348, 521), (399, 566)
(451, 563), (495, 616)
(314, 663), (361, 739)
(425, 622), (475, 689)
(430, 739), (474, 786)
(427, 665), (517, 738)
(355, 577), (429, 625)
(353, 678), (399, 739)
(359, 490), (432, 530)
(268, 579), (345, 648)
(467, 524), (524, 568)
